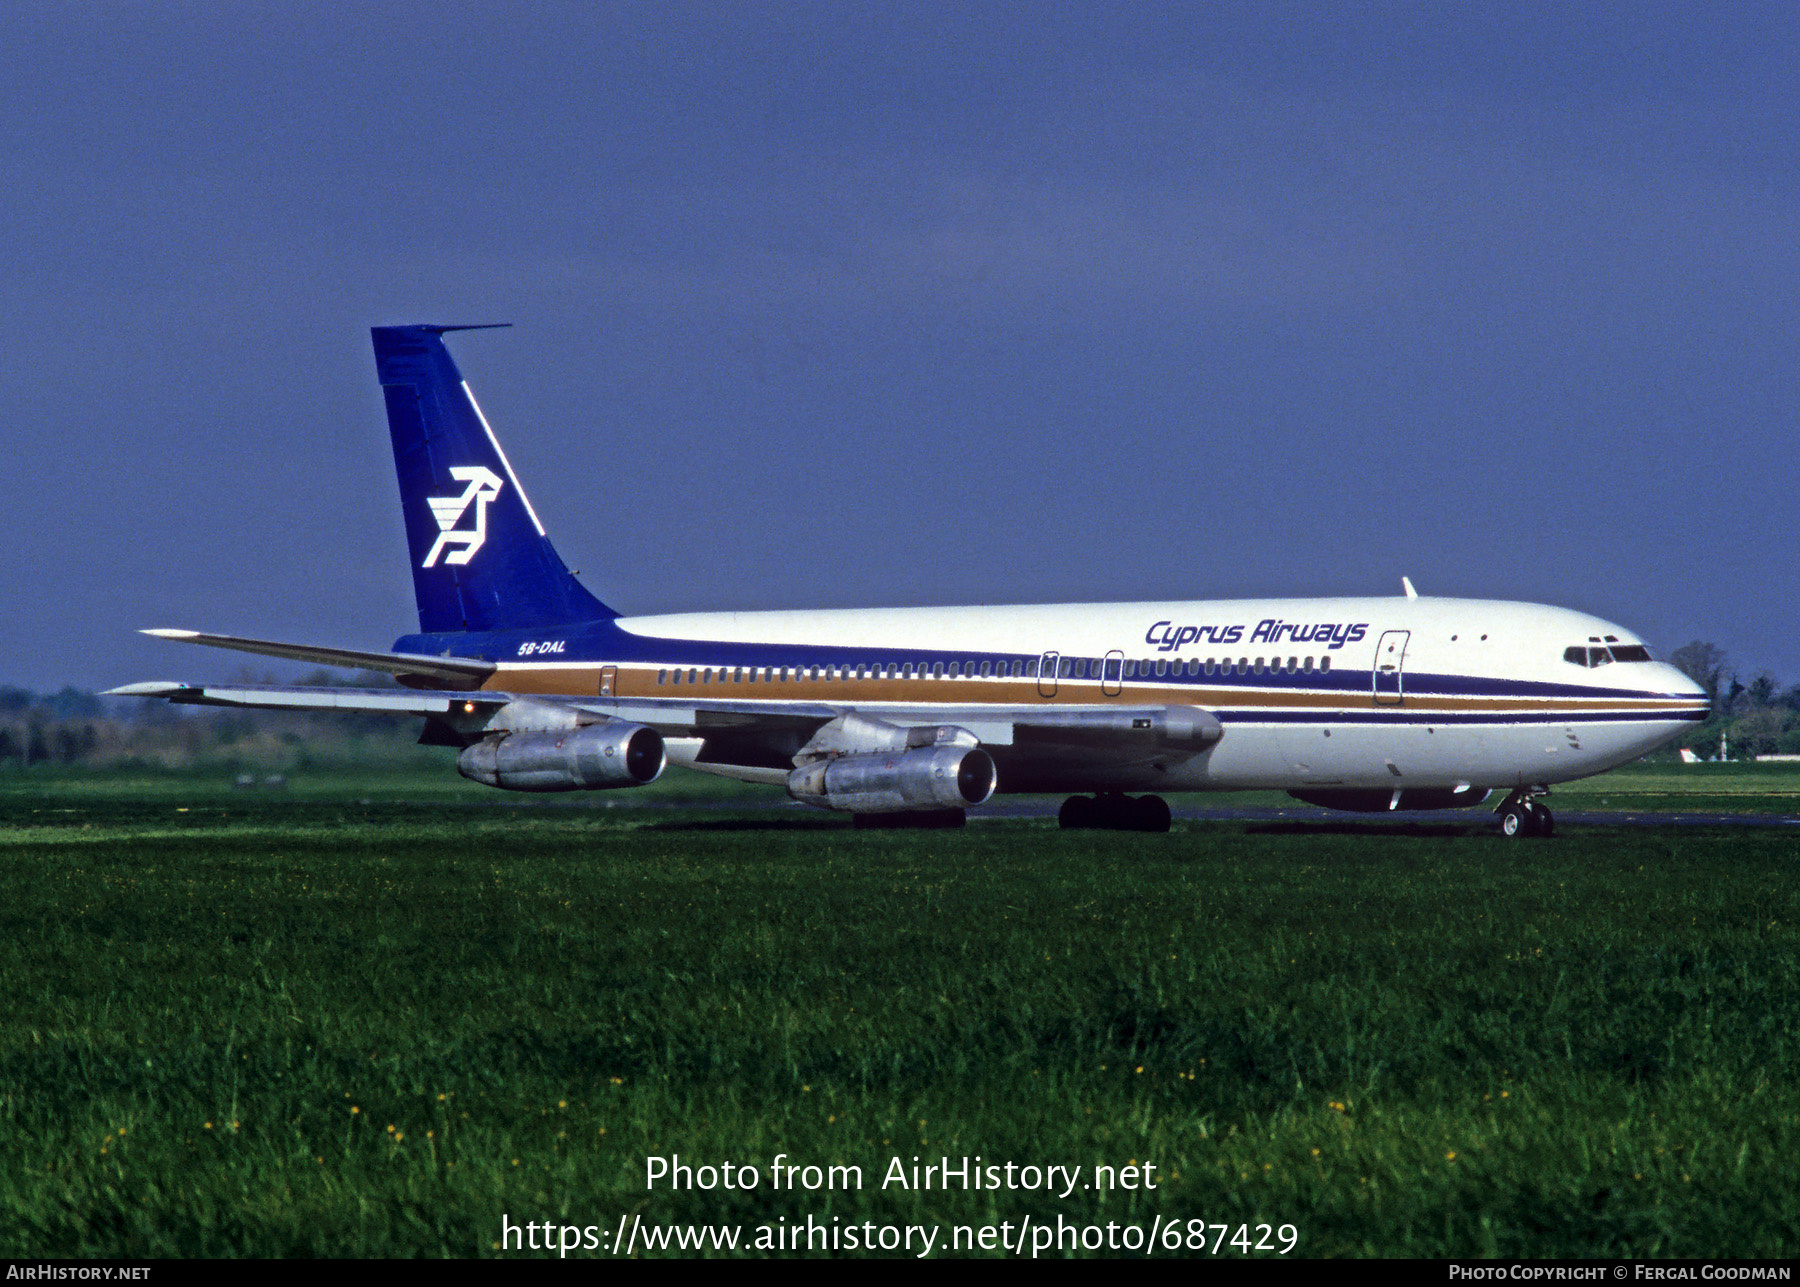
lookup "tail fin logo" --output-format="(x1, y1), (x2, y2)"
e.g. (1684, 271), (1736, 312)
(422, 466), (505, 568)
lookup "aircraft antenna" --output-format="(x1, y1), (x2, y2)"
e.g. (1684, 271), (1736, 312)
(1402, 576), (1419, 600)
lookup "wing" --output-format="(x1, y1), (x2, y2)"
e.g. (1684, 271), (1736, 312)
(111, 631), (1222, 799)
(103, 674), (851, 764)
(103, 679), (843, 740)
(103, 681), (504, 716)
(108, 677), (1218, 771)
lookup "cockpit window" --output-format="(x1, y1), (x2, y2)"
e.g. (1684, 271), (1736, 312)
(1566, 642), (1653, 666)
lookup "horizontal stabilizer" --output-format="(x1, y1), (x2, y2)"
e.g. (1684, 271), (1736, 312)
(142, 629), (495, 690)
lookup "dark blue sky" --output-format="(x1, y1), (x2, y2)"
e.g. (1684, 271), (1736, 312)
(8, 3), (1796, 692)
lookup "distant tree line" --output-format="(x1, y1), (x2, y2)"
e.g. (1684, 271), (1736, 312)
(1665, 642), (1800, 759)
(0, 685), (104, 766)
(0, 671), (427, 772)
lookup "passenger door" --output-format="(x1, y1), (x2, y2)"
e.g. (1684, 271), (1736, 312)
(1372, 631), (1409, 705)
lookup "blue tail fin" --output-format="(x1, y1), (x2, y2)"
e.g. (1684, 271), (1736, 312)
(372, 325), (615, 634)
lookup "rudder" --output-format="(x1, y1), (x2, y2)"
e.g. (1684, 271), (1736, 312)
(372, 325), (615, 633)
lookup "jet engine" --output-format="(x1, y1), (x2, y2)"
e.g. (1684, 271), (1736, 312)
(786, 745), (997, 814)
(458, 720), (665, 792)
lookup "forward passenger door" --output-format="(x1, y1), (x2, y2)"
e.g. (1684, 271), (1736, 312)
(1372, 631), (1410, 705)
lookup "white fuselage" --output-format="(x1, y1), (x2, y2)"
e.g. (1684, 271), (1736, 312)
(474, 595), (1709, 795)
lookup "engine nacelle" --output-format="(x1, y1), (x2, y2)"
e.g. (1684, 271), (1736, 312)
(458, 721), (665, 792)
(786, 746), (997, 814)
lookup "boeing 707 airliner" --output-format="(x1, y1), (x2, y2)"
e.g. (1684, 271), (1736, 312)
(109, 325), (1708, 836)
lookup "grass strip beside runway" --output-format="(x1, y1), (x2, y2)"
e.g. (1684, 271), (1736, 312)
(0, 768), (1796, 1256)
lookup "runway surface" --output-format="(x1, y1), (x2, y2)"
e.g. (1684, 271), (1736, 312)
(977, 802), (1800, 828)
(431, 793), (1800, 828)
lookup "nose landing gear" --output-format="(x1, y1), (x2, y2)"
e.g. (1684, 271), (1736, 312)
(1497, 789), (1554, 838)
(1058, 793), (1172, 833)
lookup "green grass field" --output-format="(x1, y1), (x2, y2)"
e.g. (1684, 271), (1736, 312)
(1, 761), (1797, 1257)
(1552, 761), (1800, 814)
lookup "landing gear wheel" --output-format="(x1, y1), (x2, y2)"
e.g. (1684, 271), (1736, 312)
(1059, 794), (1168, 832)
(1096, 792), (1130, 829)
(1497, 786), (1555, 838)
(1528, 802), (1554, 838)
(1135, 795), (1172, 833)
(1058, 796), (1097, 830)
(1499, 802), (1537, 838)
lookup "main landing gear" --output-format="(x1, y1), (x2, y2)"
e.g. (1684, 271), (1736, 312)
(1497, 789), (1554, 839)
(1058, 793), (1172, 833)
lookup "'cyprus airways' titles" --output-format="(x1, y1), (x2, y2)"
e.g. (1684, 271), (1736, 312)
(1146, 619), (1369, 653)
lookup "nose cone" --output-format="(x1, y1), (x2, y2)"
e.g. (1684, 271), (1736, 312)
(1625, 661), (1709, 760)
(1656, 662), (1707, 700)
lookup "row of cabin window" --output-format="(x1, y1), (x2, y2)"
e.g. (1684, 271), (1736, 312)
(653, 654), (1333, 686)
(1115, 655), (1331, 678)
(658, 662), (1025, 685)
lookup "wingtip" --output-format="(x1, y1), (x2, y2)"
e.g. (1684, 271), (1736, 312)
(143, 628), (200, 639)
(103, 682), (188, 696)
